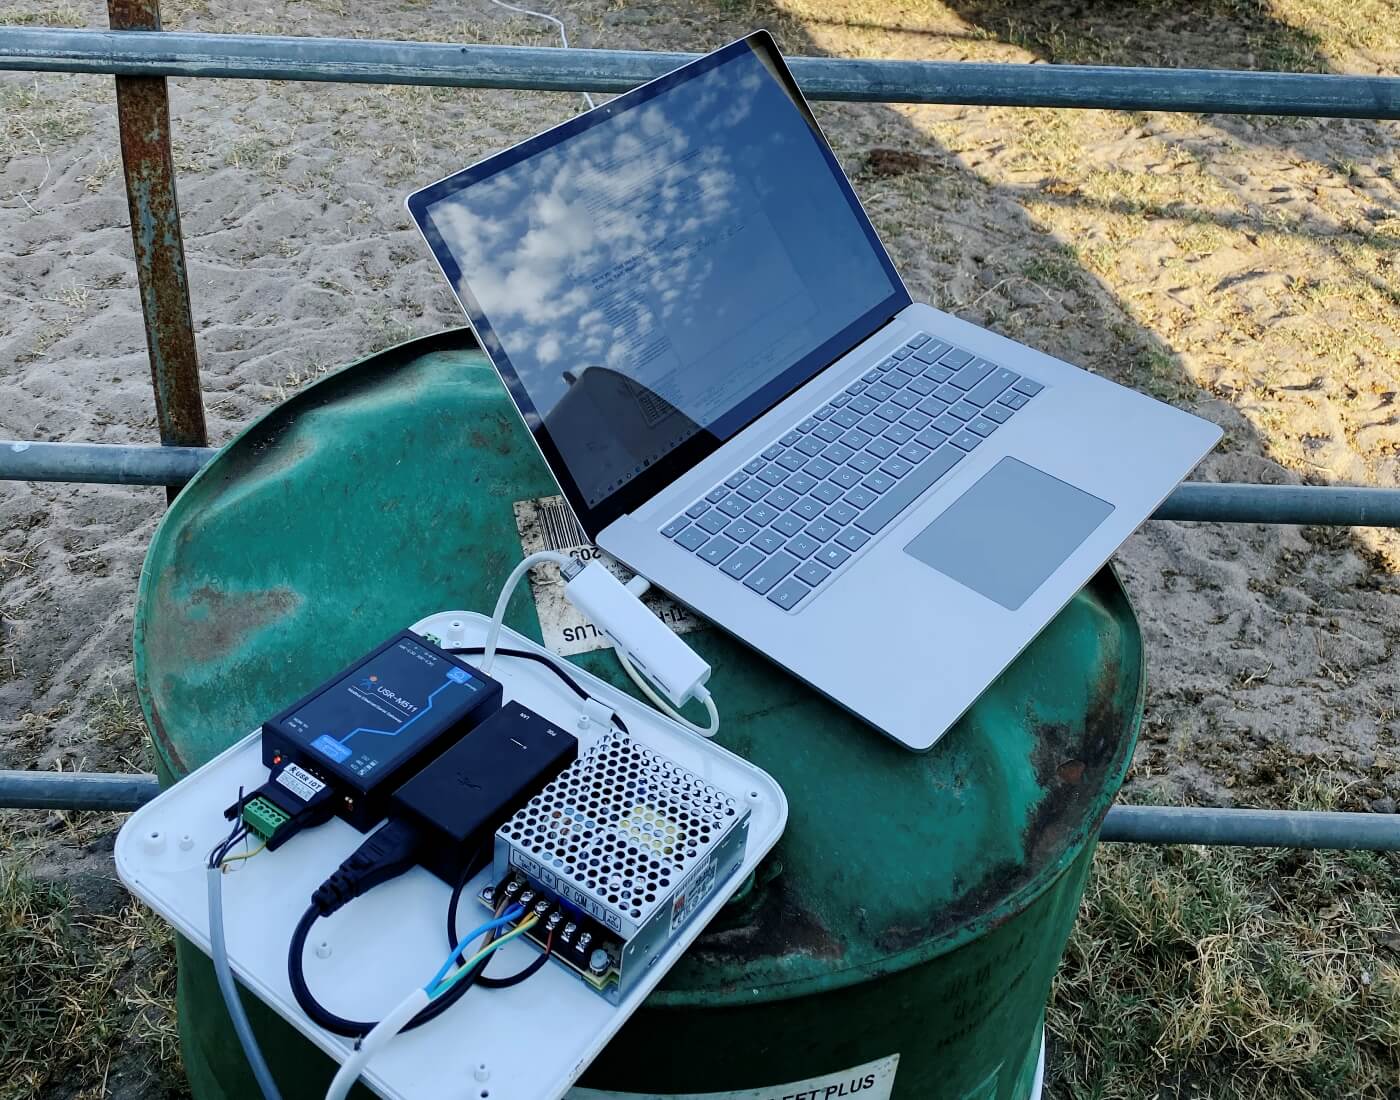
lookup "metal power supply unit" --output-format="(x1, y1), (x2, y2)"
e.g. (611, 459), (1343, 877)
(483, 731), (751, 1003)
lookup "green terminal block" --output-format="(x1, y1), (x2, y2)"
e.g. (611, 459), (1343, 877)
(242, 796), (290, 841)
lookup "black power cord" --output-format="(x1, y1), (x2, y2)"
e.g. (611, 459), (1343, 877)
(448, 645), (627, 734)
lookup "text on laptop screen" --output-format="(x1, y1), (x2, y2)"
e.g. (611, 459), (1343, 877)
(414, 39), (906, 524)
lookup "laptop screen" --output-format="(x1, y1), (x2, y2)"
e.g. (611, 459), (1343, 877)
(408, 33), (909, 535)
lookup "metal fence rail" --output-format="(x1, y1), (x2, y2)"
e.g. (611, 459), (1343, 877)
(3, 28), (1400, 116)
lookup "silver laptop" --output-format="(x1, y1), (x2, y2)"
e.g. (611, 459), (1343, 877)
(407, 31), (1220, 752)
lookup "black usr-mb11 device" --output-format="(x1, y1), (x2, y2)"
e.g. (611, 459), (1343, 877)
(235, 630), (502, 846)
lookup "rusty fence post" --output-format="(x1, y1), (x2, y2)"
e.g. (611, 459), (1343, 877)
(108, 0), (207, 502)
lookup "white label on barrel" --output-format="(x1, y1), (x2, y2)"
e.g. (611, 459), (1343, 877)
(566, 1053), (899, 1100)
(515, 494), (701, 656)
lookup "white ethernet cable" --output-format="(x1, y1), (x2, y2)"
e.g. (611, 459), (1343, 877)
(488, 0), (597, 111)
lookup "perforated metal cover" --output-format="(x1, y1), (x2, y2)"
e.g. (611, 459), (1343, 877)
(497, 733), (744, 934)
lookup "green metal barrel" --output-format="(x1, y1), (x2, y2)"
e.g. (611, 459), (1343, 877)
(134, 330), (1142, 1100)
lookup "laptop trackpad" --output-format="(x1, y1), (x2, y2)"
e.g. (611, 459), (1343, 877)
(904, 457), (1114, 611)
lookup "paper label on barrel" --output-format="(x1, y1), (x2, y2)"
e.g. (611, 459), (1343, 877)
(566, 1053), (899, 1100)
(514, 494), (701, 656)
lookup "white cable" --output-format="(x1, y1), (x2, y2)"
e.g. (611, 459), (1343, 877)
(488, 0), (597, 110)
(481, 550), (578, 674)
(323, 987), (430, 1100)
(207, 868), (284, 1100)
(616, 649), (719, 738)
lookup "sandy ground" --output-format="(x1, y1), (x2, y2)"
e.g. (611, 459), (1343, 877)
(0, 0), (1397, 1094)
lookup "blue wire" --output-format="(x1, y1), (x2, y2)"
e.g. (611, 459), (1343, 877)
(424, 904), (524, 992)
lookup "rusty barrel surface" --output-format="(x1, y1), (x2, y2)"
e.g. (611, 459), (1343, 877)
(134, 330), (1142, 1099)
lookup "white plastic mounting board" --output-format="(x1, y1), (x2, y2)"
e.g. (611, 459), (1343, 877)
(115, 612), (787, 1100)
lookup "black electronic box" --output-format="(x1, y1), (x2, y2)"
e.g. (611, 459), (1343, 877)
(261, 630), (502, 829)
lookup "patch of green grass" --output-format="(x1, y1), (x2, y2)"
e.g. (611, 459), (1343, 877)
(1052, 842), (1400, 1098)
(0, 852), (183, 1100)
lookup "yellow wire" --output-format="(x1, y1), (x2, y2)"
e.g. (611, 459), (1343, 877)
(220, 838), (267, 867)
(436, 915), (539, 994)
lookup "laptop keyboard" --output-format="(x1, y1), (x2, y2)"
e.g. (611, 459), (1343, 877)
(659, 332), (1045, 612)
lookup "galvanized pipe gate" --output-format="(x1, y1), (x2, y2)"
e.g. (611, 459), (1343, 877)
(1, 15), (1399, 851)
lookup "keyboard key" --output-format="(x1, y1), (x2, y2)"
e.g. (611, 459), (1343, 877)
(806, 517), (840, 542)
(767, 577), (810, 610)
(795, 435), (826, 457)
(831, 393), (851, 408)
(866, 437), (897, 459)
(864, 471), (896, 494)
(836, 527), (870, 552)
(751, 529), (786, 554)
(816, 544), (852, 569)
(796, 560), (831, 587)
(861, 367), (882, 384)
(968, 416), (999, 438)
(892, 390), (920, 410)
(881, 456), (914, 478)
(915, 427), (950, 450)
(900, 409), (932, 430)
(882, 423), (915, 445)
(898, 441), (932, 464)
(720, 545), (764, 579)
(725, 472), (747, 488)
(917, 395), (950, 417)
(823, 443), (856, 464)
(777, 450), (809, 471)
(663, 515), (691, 537)
(745, 502), (779, 525)
(785, 533), (822, 559)
(950, 429), (983, 451)
(940, 348), (973, 369)
(780, 431), (801, 447)
(948, 401), (980, 421)
(804, 456), (837, 479)
(949, 358), (995, 390)
(757, 463), (788, 486)
(744, 551), (799, 595)
(877, 356), (901, 373)
(871, 401), (901, 423)
(698, 535), (738, 565)
(931, 412), (964, 435)
(811, 480), (844, 505)
(921, 363), (955, 383)
(891, 345), (915, 360)
(841, 428), (873, 450)
(934, 382), (964, 404)
(845, 380), (868, 396)
(761, 444), (783, 461)
(826, 501), (859, 525)
(785, 471), (818, 494)
(829, 467), (862, 490)
(1013, 377), (1044, 396)
(1001, 391), (1030, 411)
(766, 486), (799, 510)
(684, 501), (709, 519)
(982, 403), (1013, 424)
(907, 332), (930, 348)
(912, 340), (951, 364)
(866, 381), (895, 402)
(738, 478), (769, 502)
(964, 367), (1019, 407)
(848, 395), (877, 415)
(791, 497), (824, 521)
(718, 493), (749, 517)
(771, 512), (805, 537)
(845, 486), (878, 510)
(705, 486), (728, 503)
(696, 509), (730, 534)
(813, 421), (843, 444)
(724, 518), (760, 543)
(908, 376), (938, 397)
(798, 417), (820, 433)
(848, 451), (879, 474)
(831, 408), (861, 429)
(675, 525), (709, 552)
(855, 446), (966, 535)
(814, 403), (837, 420)
(857, 414), (888, 436)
